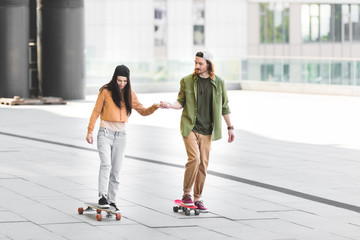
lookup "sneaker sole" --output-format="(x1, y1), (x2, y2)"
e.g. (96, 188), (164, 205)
(181, 202), (195, 206)
(198, 209), (208, 213)
(98, 204), (110, 209)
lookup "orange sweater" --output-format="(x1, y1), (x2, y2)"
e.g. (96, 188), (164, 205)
(87, 89), (158, 134)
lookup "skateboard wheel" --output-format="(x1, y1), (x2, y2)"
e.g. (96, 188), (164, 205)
(195, 209), (200, 215)
(173, 206), (179, 212)
(78, 207), (84, 215)
(115, 213), (121, 221)
(97, 209), (102, 214)
(96, 214), (102, 221)
(185, 209), (190, 216)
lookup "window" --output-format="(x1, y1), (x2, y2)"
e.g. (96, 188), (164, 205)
(356, 62), (360, 85)
(302, 4), (320, 42)
(193, 0), (205, 45)
(260, 63), (289, 82)
(331, 63), (342, 84)
(154, 0), (167, 47)
(302, 4), (360, 43)
(352, 5), (360, 41)
(343, 5), (350, 41)
(334, 5), (342, 42)
(320, 5), (331, 42)
(261, 64), (274, 81)
(260, 3), (289, 43)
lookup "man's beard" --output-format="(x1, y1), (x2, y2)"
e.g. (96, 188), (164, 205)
(195, 68), (206, 75)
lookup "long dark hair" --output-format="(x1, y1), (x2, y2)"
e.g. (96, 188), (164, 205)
(100, 65), (132, 116)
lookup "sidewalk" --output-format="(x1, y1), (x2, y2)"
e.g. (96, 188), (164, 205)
(0, 90), (360, 240)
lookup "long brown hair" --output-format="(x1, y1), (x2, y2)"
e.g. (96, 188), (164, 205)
(100, 65), (132, 116)
(193, 52), (215, 80)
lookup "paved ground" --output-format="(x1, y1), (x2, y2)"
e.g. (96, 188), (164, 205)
(0, 90), (360, 240)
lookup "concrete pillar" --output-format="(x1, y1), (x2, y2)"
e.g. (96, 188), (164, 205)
(0, 0), (29, 98)
(37, 0), (84, 99)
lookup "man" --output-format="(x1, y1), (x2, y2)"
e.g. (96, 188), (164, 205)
(160, 51), (235, 211)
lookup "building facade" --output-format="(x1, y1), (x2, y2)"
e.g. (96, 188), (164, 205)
(244, 0), (360, 95)
(84, 0), (360, 95)
(84, 0), (247, 89)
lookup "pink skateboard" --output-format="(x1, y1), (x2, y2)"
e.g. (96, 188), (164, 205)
(173, 199), (200, 216)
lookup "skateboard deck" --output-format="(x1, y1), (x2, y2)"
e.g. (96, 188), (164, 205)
(78, 202), (121, 221)
(173, 199), (200, 216)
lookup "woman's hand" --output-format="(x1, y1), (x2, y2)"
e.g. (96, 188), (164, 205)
(86, 133), (93, 144)
(160, 101), (171, 109)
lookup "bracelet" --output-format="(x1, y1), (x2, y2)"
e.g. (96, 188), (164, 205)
(227, 126), (234, 130)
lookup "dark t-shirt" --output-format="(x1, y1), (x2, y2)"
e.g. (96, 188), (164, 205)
(192, 77), (213, 135)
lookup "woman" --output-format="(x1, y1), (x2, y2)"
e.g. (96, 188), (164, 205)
(86, 65), (159, 211)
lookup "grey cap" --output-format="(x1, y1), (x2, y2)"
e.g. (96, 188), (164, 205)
(198, 50), (213, 62)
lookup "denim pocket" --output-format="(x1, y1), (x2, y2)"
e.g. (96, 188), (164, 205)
(97, 129), (106, 140)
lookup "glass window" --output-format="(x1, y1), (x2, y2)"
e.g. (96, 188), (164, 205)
(193, 25), (205, 45)
(343, 5), (350, 41)
(356, 62), (360, 85)
(283, 5), (289, 43)
(320, 5), (331, 42)
(341, 62), (352, 85)
(302, 4), (320, 42)
(193, 0), (205, 46)
(154, 0), (167, 47)
(260, 3), (289, 44)
(331, 63), (342, 85)
(301, 5), (310, 42)
(274, 3), (289, 43)
(334, 5), (342, 42)
(310, 4), (320, 42)
(306, 63), (320, 83)
(273, 63), (283, 82)
(352, 5), (360, 41)
(266, 3), (275, 43)
(260, 62), (288, 82)
(261, 64), (274, 81)
(319, 63), (330, 84)
(260, 4), (266, 43)
(302, 4), (346, 43)
(283, 64), (289, 82)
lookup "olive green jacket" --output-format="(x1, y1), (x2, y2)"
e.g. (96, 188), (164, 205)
(177, 73), (231, 141)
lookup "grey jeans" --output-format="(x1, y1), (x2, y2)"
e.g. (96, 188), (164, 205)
(97, 127), (127, 204)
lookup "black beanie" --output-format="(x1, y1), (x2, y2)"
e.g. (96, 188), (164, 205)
(113, 65), (130, 78)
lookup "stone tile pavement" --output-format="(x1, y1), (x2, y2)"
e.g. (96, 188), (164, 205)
(0, 90), (360, 239)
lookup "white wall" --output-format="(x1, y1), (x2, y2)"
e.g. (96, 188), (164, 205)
(85, 0), (154, 63)
(167, 0), (194, 61)
(206, 0), (248, 60)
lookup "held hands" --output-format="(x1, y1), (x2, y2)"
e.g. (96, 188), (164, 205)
(86, 133), (93, 144)
(160, 101), (171, 109)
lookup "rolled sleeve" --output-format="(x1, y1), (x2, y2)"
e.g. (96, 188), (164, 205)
(221, 83), (231, 115)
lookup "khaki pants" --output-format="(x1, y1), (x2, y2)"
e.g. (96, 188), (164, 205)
(182, 131), (212, 199)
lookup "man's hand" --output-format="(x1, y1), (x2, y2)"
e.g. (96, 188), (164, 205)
(228, 130), (235, 143)
(160, 101), (171, 109)
(86, 133), (93, 144)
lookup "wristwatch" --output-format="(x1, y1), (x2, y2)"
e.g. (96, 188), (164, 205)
(227, 126), (234, 130)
